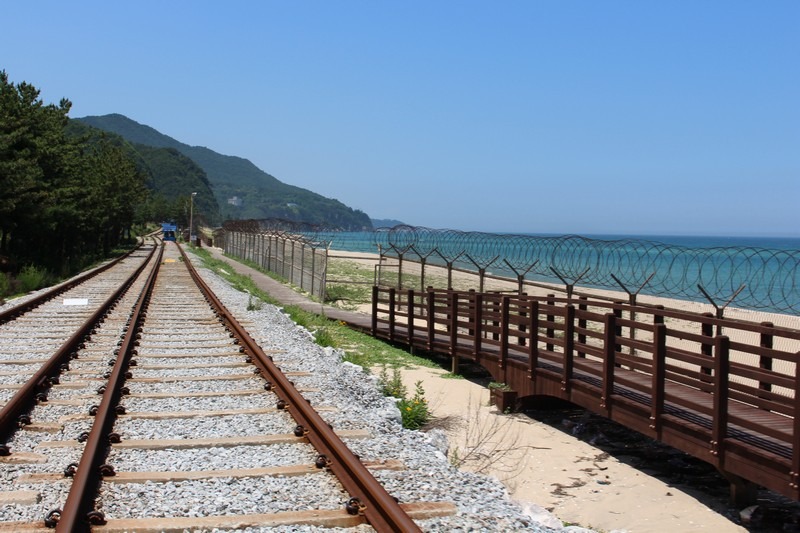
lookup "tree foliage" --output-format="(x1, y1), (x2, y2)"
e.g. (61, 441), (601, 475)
(0, 71), (148, 276)
(132, 144), (219, 227)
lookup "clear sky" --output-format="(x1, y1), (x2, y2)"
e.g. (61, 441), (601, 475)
(3, 1), (798, 237)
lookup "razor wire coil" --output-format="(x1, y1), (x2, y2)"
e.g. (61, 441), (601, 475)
(223, 221), (800, 314)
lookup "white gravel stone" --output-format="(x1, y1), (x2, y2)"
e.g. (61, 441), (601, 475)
(115, 412), (296, 440)
(108, 444), (317, 471)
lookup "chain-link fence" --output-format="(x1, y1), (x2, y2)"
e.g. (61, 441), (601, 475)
(220, 220), (328, 300)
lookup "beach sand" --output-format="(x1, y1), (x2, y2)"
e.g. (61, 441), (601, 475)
(328, 251), (800, 532)
(398, 364), (745, 532)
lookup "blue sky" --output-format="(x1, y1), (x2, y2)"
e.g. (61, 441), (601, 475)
(3, 1), (798, 237)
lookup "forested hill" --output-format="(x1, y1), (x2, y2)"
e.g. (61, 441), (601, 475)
(76, 114), (373, 230)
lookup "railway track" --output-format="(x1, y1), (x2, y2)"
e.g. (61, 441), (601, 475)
(0, 241), (539, 532)
(0, 240), (157, 446)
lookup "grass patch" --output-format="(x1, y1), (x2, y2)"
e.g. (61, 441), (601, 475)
(324, 259), (374, 309)
(331, 325), (439, 370)
(378, 367), (431, 430)
(225, 254), (290, 285)
(188, 247), (439, 371)
(17, 265), (51, 293)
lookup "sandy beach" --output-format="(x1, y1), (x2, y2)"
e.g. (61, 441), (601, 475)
(328, 251), (800, 532)
(396, 364), (746, 532)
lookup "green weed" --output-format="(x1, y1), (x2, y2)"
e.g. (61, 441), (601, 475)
(0, 272), (9, 298)
(17, 265), (49, 293)
(397, 381), (431, 430)
(378, 366), (408, 399)
(378, 368), (430, 429)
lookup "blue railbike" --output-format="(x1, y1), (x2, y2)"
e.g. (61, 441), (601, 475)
(161, 223), (177, 242)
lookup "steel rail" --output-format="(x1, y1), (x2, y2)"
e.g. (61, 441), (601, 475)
(0, 240), (158, 449)
(0, 239), (146, 327)
(177, 245), (422, 532)
(55, 243), (165, 532)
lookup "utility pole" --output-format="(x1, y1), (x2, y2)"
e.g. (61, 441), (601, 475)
(189, 192), (197, 244)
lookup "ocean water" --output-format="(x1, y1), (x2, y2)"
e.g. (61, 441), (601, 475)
(577, 234), (800, 251)
(309, 230), (800, 314)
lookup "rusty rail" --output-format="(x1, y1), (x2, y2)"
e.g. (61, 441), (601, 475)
(179, 246), (421, 532)
(0, 240), (144, 327)
(0, 241), (156, 451)
(55, 243), (164, 531)
(372, 286), (800, 504)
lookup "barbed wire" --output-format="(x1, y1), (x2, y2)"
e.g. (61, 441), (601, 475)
(370, 226), (798, 314)
(222, 219), (337, 248)
(223, 222), (799, 314)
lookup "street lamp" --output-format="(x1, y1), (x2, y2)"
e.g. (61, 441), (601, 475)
(189, 192), (197, 244)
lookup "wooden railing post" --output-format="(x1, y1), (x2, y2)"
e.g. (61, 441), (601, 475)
(371, 286), (379, 336)
(467, 289), (476, 337)
(562, 305), (575, 392)
(407, 289), (415, 349)
(518, 296), (527, 346)
(450, 292), (459, 374)
(711, 335), (731, 463)
(499, 296), (510, 371)
(427, 288), (435, 351)
(650, 323), (667, 436)
(388, 288), (396, 342)
(528, 300), (539, 378)
(792, 350), (800, 499)
(601, 313), (617, 408)
(701, 312), (714, 376)
(759, 321), (774, 398)
(653, 305), (665, 325)
(577, 296), (588, 358)
(492, 296), (500, 341)
(474, 293), (484, 357)
(546, 294), (555, 352)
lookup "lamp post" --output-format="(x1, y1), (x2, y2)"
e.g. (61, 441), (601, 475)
(189, 192), (197, 244)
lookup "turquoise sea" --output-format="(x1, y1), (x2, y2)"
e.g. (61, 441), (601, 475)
(580, 234), (800, 251)
(308, 229), (800, 314)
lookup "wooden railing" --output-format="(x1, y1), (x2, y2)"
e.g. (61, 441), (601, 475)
(371, 286), (800, 503)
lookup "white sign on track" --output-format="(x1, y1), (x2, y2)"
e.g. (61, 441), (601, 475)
(63, 298), (89, 306)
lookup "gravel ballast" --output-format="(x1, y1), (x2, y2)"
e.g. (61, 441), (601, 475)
(178, 254), (579, 532)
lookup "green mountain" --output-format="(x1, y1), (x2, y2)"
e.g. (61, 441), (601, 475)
(76, 114), (372, 230)
(371, 218), (406, 228)
(133, 144), (220, 226)
(66, 120), (220, 226)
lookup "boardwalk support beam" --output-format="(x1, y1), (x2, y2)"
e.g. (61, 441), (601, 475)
(719, 471), (758, 507)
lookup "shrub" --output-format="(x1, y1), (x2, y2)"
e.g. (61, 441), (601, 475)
(378, 368), (430, 429)
(313, 327), (335, 347)
(17, 265), (48, 293)
(0, 272), (9, 298)
(378, 366), (407, 399)
(397, 381), (431, 430)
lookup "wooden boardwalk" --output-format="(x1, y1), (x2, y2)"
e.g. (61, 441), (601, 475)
(369, 286), (800, 504)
